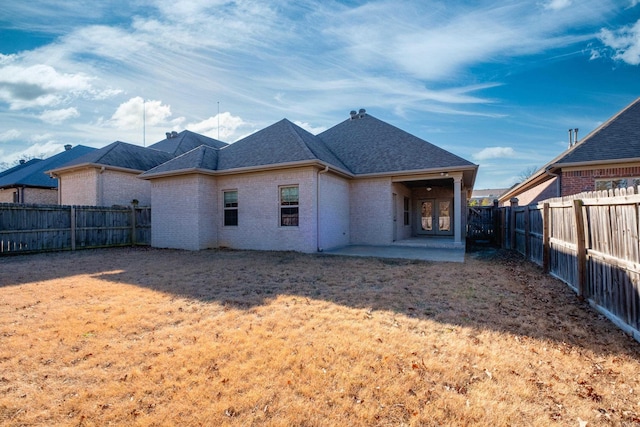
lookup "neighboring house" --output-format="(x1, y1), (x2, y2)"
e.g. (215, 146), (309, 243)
(0, 145), (95, 204)
(470, 188), (508, 206)
(140, 109), (478, 252)
(500, 97), (640, 206)
(48, 130), (227, 206)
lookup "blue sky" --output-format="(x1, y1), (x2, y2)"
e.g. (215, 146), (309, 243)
(1, 0), (639, 189)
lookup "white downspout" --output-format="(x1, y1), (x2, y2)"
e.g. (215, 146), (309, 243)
(317, 165), (329, 252)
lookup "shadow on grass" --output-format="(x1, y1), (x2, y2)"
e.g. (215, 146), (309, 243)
(1, 246), (639, 359)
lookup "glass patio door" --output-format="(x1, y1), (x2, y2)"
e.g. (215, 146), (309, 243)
(418, 199), (453, 236)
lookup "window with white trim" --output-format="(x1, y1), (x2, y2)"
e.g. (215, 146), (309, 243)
(280, 186), (299, 226)
(223, 190), (238, 226)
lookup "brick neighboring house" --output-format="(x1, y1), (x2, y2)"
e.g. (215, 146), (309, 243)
(0, 145), (95, 204)
(140, 110), (478, 252)
(500, 97), (640, 206)
(48, 131), (227, 206)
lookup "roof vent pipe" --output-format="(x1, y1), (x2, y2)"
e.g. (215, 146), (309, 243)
(64, 144), (72, 151)
(166, 132), (172, 139)
(568, 129), (573, 148)
(574, 128), (578, 145)
(349, 110), (357, 120)
(358, 108), (366, 118)
(171, 131), (178, 138)
(19, 159), (25, 164)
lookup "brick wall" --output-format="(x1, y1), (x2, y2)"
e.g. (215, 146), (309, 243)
(102, 170), (151, 206)
(59, 169), (98, 206)
(151, 174), (217, 250)
(561, 166), (640, 197)
(217, 167), (318, 253)
(350, 177), (392, 245)
(0, 189), (16, 203)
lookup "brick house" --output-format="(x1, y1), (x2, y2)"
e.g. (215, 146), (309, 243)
(0, 145), (95, 204)
(140, 110), (478, 252)
(48, 131), (227, 206)
(500, 97), (640, 206)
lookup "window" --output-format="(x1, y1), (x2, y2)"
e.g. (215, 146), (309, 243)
(403, 197), (410, 226)
(280, 186), (299, 226)
(223, 190), (238, 226)
(595, 177), (640, 192)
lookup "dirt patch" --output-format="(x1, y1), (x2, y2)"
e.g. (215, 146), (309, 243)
(0, 247), (639, 426)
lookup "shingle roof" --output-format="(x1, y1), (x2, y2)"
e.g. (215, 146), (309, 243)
(0, 159), (42, 179)
(317, 113), (476, 174)
(0, 146), (95, 189)
(217, 119), (349, 171)
(53, 141), (173, 172)
(142, 145), (219, 176)
(555, 97), (640, 165)
(148, 130), (227, 156)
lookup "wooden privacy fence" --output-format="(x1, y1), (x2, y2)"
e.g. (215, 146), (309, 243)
(501, 188), (640, 342)
(0, 203), (151, 255)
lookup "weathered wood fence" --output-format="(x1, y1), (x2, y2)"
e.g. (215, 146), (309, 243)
(0, 203), (151, 255)
(500, 188), (640, 342)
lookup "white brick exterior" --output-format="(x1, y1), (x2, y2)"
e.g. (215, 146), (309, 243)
(0, 189), (16, 203)
(217, 167), (318, 253)
(318, 172), (350, 250)
(392, 182), (413, 241)
(151, 175), (217, 250)
(349, 177), (393, 245)
(59, 168), (150, 207)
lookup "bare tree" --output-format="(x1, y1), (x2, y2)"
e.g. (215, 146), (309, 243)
(516, 165), (538, 184)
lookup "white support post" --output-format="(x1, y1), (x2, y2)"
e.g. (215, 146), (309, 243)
(453, 176), (462, 244)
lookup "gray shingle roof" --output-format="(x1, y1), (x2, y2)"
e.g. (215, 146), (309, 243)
(0, 159), (42, 179)
(142, 145), (219, 176)
(317, 113), (476, 174)
(148, 130), (227, 156)
(54, 141), (173, 172)
(0, 146), (95, 189)
(556, 97), (640, 165)
(217, 119), (349, 171)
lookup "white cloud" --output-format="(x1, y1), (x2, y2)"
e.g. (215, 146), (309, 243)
(0, 63), (93, 110)
(599, 19), (640, 65)
(0, 129), (21, 142)
(473, 147), (516, 161)
(544, 0), (572, 10)
(39, 107), (79, 124)
(186, 112), (247, 141)
(109, 97), (172, 129)
(4, 141), (66, 164)
(293, 121), (326, 135)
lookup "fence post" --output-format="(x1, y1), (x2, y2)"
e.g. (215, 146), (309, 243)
(131, 206), (137, 246)
(524, 205), (530, 260)
(542, 202), (550, 273)
(70, 206), (76, 251)
(573, 199), (587, 297)
(492, 199), (500, 246)
(509, 198), (518, 250)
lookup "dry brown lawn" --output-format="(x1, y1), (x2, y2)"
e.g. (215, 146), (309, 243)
(0, 246), (639, 426)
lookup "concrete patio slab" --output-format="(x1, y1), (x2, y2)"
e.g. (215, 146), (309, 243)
(322, 244), (466, 263)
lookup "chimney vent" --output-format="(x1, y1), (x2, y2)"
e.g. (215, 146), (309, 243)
(349, 110), (357, 120)
(19, 159), (25, 165)
(166, 132), (172, 139)
(574, 128), (578, 145)
(171, 131), (179, 138)
(568, 129), (573, 148)
(358, 108), (366, 118)
(64, 144), (72, 151)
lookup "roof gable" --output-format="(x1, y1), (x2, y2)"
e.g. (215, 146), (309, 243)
(217, 119), (346, 171)
(148, 130), (228, 156)
(141, 145), (219, 176)
(0, 146), (95, 189)
(318, 113), (475, 174)
(556, 97), (640, 165)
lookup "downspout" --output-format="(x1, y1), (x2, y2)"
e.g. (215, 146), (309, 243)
(544, 165), (560, 198)
(98, 166), (106, 206)
(317, 165), (330, 252)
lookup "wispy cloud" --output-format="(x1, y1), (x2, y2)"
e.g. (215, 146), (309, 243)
(543, 0), (572, 10)
(599, 19), (640, 65)
(39, 107), (79, 124)
(0, 129), (21, 142)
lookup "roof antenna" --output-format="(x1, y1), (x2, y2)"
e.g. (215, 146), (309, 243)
(142, 98), (146, 147)
(217, 101), (220, 140)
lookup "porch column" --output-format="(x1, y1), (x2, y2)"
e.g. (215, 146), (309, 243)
(453, 176), (462, 244)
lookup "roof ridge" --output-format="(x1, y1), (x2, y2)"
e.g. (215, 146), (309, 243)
(282, 119), (317, 160)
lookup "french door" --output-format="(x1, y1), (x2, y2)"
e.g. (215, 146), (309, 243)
(417, 199), (453, 236)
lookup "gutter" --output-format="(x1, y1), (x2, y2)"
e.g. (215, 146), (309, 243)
(544, 165), (561, 198)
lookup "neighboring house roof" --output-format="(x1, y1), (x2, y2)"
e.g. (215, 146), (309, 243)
(0, 146), (95, 189)
(471, 188), (509, 199)
(318, 112), (476, 175)
(148, 130), (227, 156)
(0, 159), (42, 179)
(500, 96), (640, 203)
(50, 141), (173, 174)
(142, 145), (220, 176)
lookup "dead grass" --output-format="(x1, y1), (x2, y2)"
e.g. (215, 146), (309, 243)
(0, 247), (639, 426)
